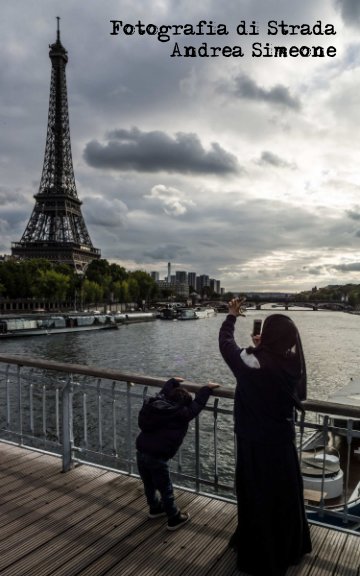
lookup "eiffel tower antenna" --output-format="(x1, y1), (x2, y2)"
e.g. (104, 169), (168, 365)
(12, 19), (100, 272)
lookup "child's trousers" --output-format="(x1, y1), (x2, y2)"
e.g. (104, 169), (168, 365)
(136, 451), (178, 518)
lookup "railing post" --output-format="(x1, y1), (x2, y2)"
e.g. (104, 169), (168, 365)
(213, 398), (219, 492)
(126, 381), (133, 474)
(318, 415), (329, 513)
(17, 365), (23, 445)
(62, 374), (74, 472)
(343, 419), (354, 525)
(195, 416), (200, 492)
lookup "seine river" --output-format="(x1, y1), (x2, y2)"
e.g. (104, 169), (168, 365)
(1, 308), (359, 401)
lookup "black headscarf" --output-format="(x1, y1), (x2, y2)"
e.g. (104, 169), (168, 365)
(247, 314), (307, 403)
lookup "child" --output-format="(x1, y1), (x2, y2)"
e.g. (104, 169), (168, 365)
(136, 377), (220, 531)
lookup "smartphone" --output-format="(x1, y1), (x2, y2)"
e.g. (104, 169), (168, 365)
(252, 319), (262, 336)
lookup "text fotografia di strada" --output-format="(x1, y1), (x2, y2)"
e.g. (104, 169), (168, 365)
(110, 19), (337, 58)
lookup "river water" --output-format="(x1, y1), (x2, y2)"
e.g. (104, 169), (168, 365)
(1, 308), (359, 401)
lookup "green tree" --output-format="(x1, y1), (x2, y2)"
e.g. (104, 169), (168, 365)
(109, 263), (128, 283)
(32, 269), (70, 302)
(127, 277), (139, 303)
(130, 270), (158, 303)
(85, 259), (111, 285)
(82, 279), (104, 305)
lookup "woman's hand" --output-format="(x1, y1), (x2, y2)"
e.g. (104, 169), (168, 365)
(251, 334), (261, 347)
(228, 297), (246, 317)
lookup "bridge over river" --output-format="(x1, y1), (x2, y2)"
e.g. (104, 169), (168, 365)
(251, 301), (350, 311)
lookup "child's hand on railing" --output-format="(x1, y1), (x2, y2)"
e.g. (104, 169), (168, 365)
(206, 381), (221, 390)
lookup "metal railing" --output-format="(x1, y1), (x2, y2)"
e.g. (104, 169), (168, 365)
(0, 354), (359, 534)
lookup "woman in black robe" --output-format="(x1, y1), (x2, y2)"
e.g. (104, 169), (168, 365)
(219, 298), (312, 576)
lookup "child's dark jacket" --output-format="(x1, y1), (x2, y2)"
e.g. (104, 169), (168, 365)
(136, 378), (212, 460)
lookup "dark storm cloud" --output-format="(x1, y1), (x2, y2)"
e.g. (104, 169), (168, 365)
(143, 244), (191, 261)
(303, 266), (324, 276)
(333, 262), (360, 272)
(83, 127), (239, 175)
(335, 0), (360, 26)
(227, 74), (301, 110)
(83, 196), (128, 228)
(256, 151), (297, 169)
(346, 207), (360, 220)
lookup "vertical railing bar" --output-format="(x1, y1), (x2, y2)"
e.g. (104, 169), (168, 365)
(42, 383), (47, 440)
(83, 391), (88, 449)
(17, 365), (23, 444)
(127, 381), (133, 474)
(55, 387), (60, 442)
(5, 364), (11, 427)
(29, 381), (34, 434)
(195, 416), (200, 493)
(97, 379), (103, 451)
(177, 447), (183, 474)
(318, 415), (329, 512)
(112, 381), (117, 457)
(213, 398), (219, 492)
(342, 419), (353, 524)
(233, 433), (237, 496)
(62, 373), (74, 472)
(298, 409), (306, 461)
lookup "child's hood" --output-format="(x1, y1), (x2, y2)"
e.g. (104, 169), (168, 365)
(144, 395), (179, 412)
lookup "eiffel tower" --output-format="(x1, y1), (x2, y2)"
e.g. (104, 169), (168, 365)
(12, 18), (100, 272)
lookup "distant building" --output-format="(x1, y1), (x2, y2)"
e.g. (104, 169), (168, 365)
(210, 279), (221, 294)
(155, 262), (225, 298)
(156, 280), (189, 298)
(188, 272), (196, 288)
(150, 271), (160, 282)
(196, 275), (210, 292)
(176, 271), (187, 284)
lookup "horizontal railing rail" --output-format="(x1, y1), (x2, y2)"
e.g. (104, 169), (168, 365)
(0, 353), (359, 534)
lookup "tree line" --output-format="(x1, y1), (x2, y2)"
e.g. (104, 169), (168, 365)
(0, 259), (159, 308)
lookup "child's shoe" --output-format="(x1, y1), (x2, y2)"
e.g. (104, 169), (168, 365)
(167, 511), (190, 531)
(148, 503), (166, 518)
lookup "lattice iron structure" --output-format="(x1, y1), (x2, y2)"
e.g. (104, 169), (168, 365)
(12, 18), (100, 272)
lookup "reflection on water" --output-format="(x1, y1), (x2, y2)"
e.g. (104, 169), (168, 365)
(1, 310), (359, 400)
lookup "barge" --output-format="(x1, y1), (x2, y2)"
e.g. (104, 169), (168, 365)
(0, 313), (117, 337)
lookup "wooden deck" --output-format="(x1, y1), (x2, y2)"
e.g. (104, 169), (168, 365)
(0, 443), (359, 576)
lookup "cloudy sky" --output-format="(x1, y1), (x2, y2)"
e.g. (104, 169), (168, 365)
(1, 0), (360, 292)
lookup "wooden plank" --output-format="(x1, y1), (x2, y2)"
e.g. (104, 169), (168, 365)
(0, 467), (113, 555)
(0, 455), (86, 509)
(0, 473), (140, 574)
(0, 443), (358, 576)
(0, 463), (109, 535)
(334, 533), (360, 575)
(307, 528), (348, 576)
(140, 502), (237, 576)
(41, 490), (199, 576)
(102, 497), (229, 576)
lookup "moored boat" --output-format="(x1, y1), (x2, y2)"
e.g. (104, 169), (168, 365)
(114, 311), (156, 324)
(300, 379), (360, 531)
(177, 308), (198, 320)
(194, 306), (217, 319)
(0, 313), (117, 338)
